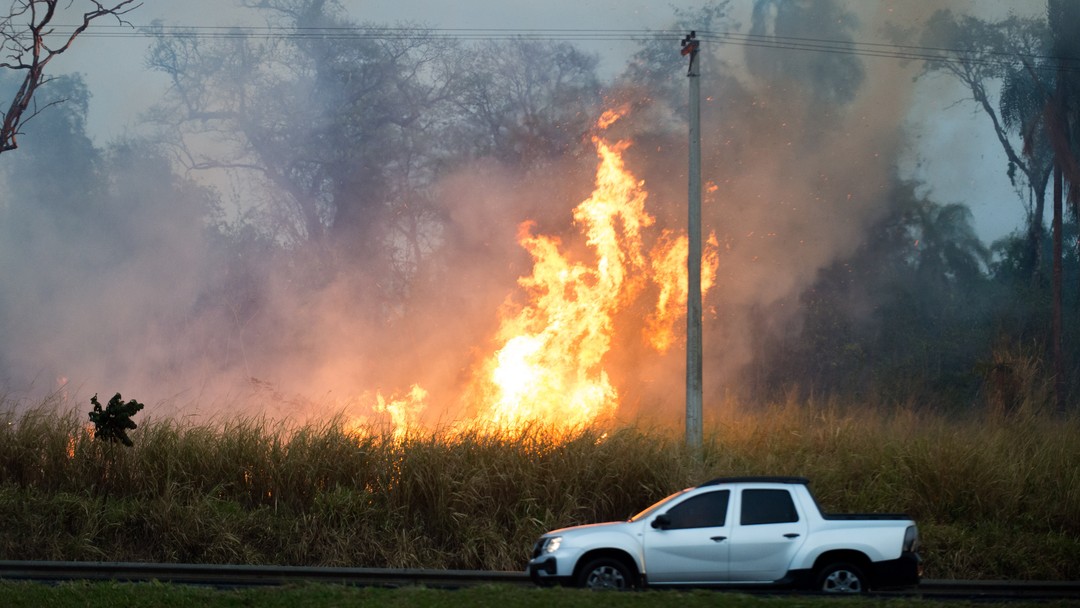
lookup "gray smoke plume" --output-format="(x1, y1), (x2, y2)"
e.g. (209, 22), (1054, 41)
(0, 0), (1001, 426)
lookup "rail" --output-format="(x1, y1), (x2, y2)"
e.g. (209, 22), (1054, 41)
(1, 561), (1078, 599)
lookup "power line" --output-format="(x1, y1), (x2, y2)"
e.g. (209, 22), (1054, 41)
(31, 23), (1080, 73)
(697, 30), (1080, 73)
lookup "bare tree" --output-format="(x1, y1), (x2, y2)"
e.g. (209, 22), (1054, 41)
(921, 11), (1053, 280)
(448, 38), (601, 167)
(146, 0), (463, 309)
(0, 0), (140, 154)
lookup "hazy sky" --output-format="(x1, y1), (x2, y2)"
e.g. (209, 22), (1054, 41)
(51, 0), (1046, 241)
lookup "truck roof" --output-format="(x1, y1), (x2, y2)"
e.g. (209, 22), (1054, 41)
(697, 476), (810, 487)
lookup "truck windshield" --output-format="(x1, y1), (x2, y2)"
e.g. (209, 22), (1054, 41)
(628, 488), (691, 522)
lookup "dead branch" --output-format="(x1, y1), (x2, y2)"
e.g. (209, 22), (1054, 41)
(0, 0), (141, 154)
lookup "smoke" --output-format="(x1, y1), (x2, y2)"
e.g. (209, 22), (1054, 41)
(603, 0), (983, 413)
(0, 0), (998, 426)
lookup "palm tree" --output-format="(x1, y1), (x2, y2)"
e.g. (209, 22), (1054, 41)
(1006, 0), (1080, 411)
(1045, 0), (1080, 412)
(922, 11), (1053, 281)
(1001, 50), (1056, 282)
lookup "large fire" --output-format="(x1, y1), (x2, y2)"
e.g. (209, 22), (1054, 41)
(373, 108), (719, 435)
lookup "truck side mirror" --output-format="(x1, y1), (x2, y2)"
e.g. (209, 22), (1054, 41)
(651, 513), (672, 530)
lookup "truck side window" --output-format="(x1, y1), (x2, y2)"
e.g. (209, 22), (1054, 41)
(665, 490), (730, 529)
(740, 489), (799, 525)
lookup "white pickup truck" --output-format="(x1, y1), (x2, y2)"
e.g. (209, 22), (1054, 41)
(526, 476), (921, 593)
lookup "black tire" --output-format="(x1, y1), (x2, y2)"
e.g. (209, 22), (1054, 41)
(576, 557), (635, 590)
(815, 561), (866, 594)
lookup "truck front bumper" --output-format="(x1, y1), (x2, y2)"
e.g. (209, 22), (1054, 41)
(527, 555), (571, 586)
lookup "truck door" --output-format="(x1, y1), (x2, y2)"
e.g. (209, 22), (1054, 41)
(642, 489), (731, 584)
(728, 488), (808, 582)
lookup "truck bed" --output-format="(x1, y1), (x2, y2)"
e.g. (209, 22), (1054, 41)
(820, 512), (912, 520)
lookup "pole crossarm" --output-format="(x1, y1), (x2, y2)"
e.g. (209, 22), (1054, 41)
(681, 30), (699, 73)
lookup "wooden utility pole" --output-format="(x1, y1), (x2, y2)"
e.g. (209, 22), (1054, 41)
(681, 31), (703, 449)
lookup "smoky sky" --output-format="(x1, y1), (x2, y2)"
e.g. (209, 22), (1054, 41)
(0, 0), (1047, 423)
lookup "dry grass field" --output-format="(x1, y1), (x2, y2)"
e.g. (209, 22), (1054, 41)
(1, 394), (1077, 580)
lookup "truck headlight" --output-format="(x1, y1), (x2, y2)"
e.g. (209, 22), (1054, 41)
(543, 536), (563, 554)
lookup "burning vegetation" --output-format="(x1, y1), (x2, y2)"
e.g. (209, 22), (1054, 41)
(374, 109), (719, 435)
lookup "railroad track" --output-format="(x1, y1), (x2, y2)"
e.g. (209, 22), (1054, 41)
(2, 561), (1078, 600)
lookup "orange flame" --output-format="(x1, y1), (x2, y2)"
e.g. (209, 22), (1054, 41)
(646, 231), (720, 351)
(371, 108), (719, 435)
(465, 112), (718, 432)
(374, 384), (427, 440)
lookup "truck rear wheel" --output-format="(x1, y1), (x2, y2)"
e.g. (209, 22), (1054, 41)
(816, 562), (866, 593)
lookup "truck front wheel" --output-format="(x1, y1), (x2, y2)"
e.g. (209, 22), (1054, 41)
(816, 562), (866, 593)
(576, 557), (635, 590)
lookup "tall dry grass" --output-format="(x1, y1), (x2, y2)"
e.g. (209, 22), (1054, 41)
(0, 394), (1077, 579)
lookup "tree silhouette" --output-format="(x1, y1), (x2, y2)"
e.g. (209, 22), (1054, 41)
(0, 0), (140, 154)
(921, 11), (1053, 281)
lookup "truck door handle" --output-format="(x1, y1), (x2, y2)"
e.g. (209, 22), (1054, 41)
(710, 536), (727, 542)
(784, 533), (801, 539)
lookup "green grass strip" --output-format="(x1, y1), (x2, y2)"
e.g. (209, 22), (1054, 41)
(3, 581), (1079, 608)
